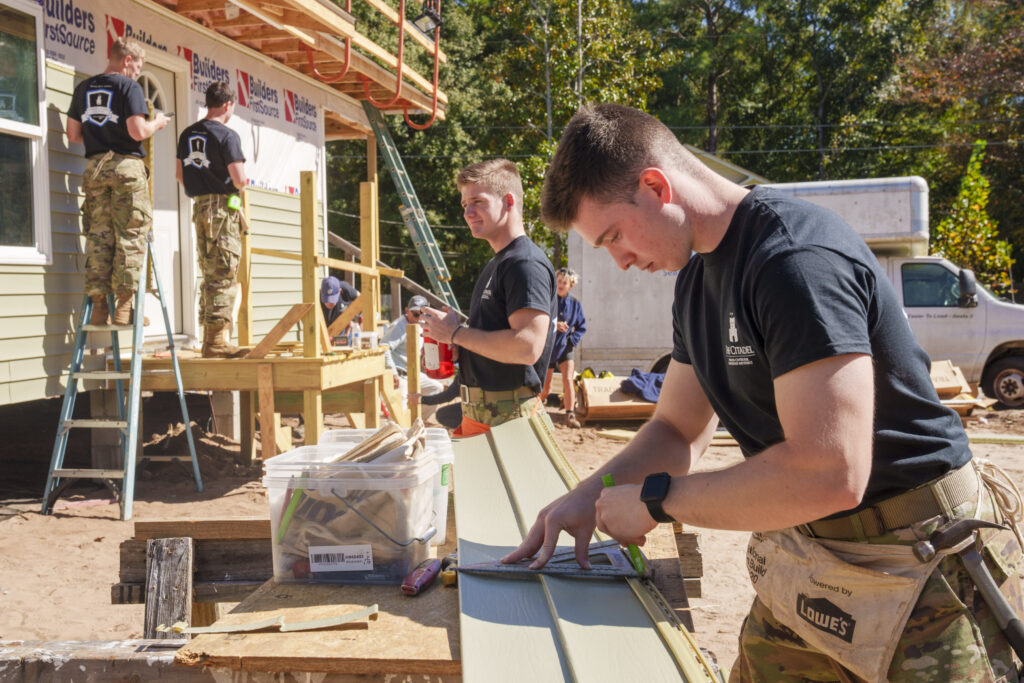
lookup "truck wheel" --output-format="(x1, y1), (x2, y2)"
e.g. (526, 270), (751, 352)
(986, 357), (1024, 408)
(648, 354), (672, 375)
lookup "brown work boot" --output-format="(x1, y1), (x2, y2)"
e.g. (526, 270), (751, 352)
(89, 295), (109, 326)
(202, 323), (247, 358)
(112, 294), (134, 326)
(565, 410), (581, 429)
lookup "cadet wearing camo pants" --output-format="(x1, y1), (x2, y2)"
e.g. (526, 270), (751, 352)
(66, 37), (171, 326)
(175, 82), (248, 358)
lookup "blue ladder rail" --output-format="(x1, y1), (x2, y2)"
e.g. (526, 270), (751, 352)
(41, 236), (201, 520)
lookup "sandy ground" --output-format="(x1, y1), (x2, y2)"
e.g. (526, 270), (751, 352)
(1, 397), (1023, 674)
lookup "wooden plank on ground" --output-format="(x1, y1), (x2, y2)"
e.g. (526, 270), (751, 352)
(144, 538), (194, 640)
(134, 518), (271, 541)
(246, 303), (313, 360)
(579, 377), (656, 421)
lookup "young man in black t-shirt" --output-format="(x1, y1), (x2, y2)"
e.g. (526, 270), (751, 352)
(505, 104), (1024, 682)
(66, 37), (171, 326)
(176, 81), (247, 358)
(419, 159), (556, 435)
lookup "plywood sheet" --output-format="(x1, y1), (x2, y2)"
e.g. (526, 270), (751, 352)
(579, 377), (656, 421)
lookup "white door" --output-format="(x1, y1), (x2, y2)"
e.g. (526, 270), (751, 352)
(137, 65), (181, 337)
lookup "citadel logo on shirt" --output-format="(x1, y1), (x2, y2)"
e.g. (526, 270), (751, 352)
(481, 275), (493, 302)
(183, 134), (211, 169)
(83, 88), (118, 125)
(724, 312), (754, 366)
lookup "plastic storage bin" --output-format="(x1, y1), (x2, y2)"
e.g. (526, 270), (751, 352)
(263, 444), (439, 585)
(321, 427), (454, 544)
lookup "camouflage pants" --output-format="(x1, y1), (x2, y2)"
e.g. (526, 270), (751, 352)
(462, 395), (554, 431)
(731, 481), (1024, 682)
(81, 154), (151, 297)
(193, 194), (241, 326)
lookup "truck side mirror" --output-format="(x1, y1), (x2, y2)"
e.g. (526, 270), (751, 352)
(958, 269), (978, 308)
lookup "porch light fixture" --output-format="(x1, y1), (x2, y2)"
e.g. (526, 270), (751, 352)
(412, 0), (442, 37)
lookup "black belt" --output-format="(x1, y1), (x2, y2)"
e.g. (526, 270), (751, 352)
(799, 463), (978, 539)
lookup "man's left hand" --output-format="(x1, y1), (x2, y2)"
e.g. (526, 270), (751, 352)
(594, 484), (656, 548)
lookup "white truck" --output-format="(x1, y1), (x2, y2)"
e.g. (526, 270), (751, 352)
(568, 176), (1024, 406)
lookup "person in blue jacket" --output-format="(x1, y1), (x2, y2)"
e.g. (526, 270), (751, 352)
(540, 267), (587, 427)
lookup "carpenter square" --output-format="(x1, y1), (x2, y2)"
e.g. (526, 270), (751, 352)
(456, 540), (649, 580)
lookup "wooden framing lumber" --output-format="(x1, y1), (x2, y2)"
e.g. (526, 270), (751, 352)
(257, 364), (277, 462)
(144, 538), (194, 640)
(326, 294), (363, 338)
(245, 303), (313, 359)
(134, 519), (272, 541)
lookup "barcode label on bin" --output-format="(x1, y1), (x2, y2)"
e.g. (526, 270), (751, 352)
(308, 544), (374, 572)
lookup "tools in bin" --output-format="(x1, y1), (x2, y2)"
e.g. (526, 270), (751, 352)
(272, 419), (437, 581)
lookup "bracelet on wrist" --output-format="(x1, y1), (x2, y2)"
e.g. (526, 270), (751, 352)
(450, 325), (461, 344)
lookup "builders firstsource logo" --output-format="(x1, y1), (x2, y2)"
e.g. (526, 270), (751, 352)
(284, 89), (317, 132)
(42, 0), (97, 57)
(236, 70), (280, 119)
(178, 46), (230, 95)
(105, 15), (168, 57)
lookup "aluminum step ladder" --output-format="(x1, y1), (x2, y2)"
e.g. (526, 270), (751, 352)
(362, 102), (461, 311)
(42, 234), (202, 520)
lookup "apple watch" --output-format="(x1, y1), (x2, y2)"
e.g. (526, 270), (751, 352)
(640, 472), (675, 523)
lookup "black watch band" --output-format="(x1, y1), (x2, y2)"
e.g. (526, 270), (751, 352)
(640, 472), (675, 524)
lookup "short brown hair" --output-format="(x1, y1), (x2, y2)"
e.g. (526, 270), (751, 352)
(110, 37), (145, 63)
(541, 104), (705, 231)
(205, 82), (235, 109)
(456, 159), (523, 206)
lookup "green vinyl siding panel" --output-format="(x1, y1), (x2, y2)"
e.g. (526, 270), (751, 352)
(0, 60), (329, 407)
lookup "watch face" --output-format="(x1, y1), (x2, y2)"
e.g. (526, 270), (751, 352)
(640, 473), (670, 502)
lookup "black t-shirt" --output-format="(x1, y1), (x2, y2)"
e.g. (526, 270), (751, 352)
(177, 119), (245, 197)
(460, 235), (557, 392)
(67, 73), (148, 158)
(672, 186), (970, 512)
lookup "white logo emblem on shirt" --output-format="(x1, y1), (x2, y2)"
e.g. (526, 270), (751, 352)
(184, 134), (211, 169)
(724, 311), (755, 366)
(83, 88), (119, 126)
(481, 275), (493, 302)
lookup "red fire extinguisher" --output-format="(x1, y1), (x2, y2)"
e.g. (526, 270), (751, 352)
(422, 334), (455, 380)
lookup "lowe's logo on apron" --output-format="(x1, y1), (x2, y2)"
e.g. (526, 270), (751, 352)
(797, 593), (856, 643)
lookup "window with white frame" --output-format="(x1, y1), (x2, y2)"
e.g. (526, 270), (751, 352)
(0, 0), (50, 264)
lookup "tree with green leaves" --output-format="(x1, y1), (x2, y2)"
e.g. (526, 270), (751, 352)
(931, 141), (1014, 298)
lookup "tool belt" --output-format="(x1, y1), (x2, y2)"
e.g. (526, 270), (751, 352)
(799, 462), (978, 539)
(460, 385), (535, 404)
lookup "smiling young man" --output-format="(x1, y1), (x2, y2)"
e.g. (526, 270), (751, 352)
(419, 159), (556, 435)
(504, 104), (1024, 682)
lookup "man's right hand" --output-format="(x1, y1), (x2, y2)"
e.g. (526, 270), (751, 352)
(501, 483), (603, 570)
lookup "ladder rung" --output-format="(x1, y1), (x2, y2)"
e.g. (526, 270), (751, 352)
(53, 468), (125, 479)
(83, 324), (133, 332)
(64, 418), (128, 429)
(73, 371), (132, 380)
(139, 455), (193, 462)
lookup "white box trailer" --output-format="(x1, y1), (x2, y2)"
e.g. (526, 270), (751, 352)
(570, 176), (1024, 407)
